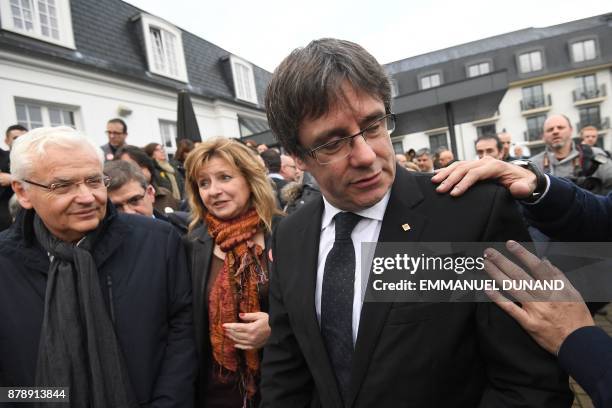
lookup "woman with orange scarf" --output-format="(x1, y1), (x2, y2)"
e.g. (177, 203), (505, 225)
(183, 138), (281, 407)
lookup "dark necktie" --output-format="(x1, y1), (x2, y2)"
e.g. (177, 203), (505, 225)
(321, 211), (361, 405)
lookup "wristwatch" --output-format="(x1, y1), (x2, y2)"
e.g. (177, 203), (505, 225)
(510, 159), (547, 203)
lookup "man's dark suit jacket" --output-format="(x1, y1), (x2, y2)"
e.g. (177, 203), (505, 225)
(261, 167), (572, 407)
(523, 175), (612, 406)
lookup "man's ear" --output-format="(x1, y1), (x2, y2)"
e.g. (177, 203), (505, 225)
(12, 181), (33, 209)
(146, 184), (156, 203)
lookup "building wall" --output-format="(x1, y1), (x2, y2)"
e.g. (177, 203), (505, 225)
(397, 66), (612, 161)
(0, 50), (268, 150)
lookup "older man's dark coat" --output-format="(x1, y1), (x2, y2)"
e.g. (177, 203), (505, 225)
(0, 206), (197, 407)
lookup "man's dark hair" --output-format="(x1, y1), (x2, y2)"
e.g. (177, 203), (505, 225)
(104, 160), (147, 192)
(260, 149), (282, 173)
(114, 145), (155, 178)
(415, 148), (431, 158)
(265, 38), (392, 157)
(107, 118), (127, 134)
(5, 124), (28, 137)
(475, 134), (502, 151)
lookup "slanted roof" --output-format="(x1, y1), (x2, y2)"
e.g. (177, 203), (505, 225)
(0, 0), (272, 109)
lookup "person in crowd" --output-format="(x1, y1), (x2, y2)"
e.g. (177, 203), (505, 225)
(475, 134), (503, 159)
(257, 143), (269, 153)
(261, 37), (571, 407)
(513, 144), (530, 159)
(104, 160), (188, 233)
(433, 146), (455, 169)
(498, 131), (513, 161)
(260, 149), (287, 207)
(1, 124), (28, 230)
(580, 125), (600, 147)
(144, 142), (184, 201)
(394, 153), (407, 167)
(531, 114), (612, 194)
(115, 145), (180, 212)
(415, 147), (434, 172)
(243, 139), (258, 150)
(183, 137), (281, 407)
(432, 156), (612, 406)
(101, 118), (128, 161)
(0, 126), (196, 407)
(172, 139), (196, 179)
(280, 154), (299, 182)
(405, 148), (416, 162)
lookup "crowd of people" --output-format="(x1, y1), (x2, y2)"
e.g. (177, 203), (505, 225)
(0, 37), (610, 408)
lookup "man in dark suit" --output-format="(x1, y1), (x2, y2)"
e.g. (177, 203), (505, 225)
(261, 38), (572, 407)
(0, 124), (27, 231)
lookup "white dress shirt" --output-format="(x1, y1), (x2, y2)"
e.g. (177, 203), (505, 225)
(315, 191), (391, 344)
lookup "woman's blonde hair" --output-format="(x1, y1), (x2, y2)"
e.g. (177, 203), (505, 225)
(184, 137), (281, 232)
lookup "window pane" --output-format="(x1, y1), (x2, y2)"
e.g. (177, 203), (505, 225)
(431, 74), (440, 87)
(421, 76), (431, 89)
(48, 107), (61, 125)
(519, 54), (530, 73)
(531, 52), (542, 71)
(572, 42), (584, 62)
(62, 110), (74, 126)
(480, 62), (490, 74)
(468, 65), (478, 77)
(584, 40), (596, 60)
(159, 121), (176, 149)
(27, 104), (43, 125)
(15, 103), (27, 123)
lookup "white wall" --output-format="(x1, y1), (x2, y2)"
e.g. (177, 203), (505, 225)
(0, 51), (268, 150)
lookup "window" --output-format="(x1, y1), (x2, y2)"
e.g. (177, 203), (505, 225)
(140, 14), (188, 82)
(525, 115), (546, 142)
(231, 56), (258, 104)
(574, 74), (600, 100)
(579, 105), (601, 129)
(392, 141), (403, 154)
(518, 51), (543, 73)
(521, 84), (545, 110)
(467, 62), (491, 78)
(571, 39), (597, 63)
(159, 120), (177, 153)
(0, 0), (75, 48)
(476, 124), (496, 138)
(421, 73), (441, 90)
(429, 133), (447, 151)
(15, 100), (76, 129)
(390, 79), (399, 97)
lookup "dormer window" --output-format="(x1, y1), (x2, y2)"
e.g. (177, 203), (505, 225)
(571, 39), (597, 63)
(518, 50), (543, 73)
(140, 14), (188, 82)
(420, 73), (441, 90)
(0, 0), (75, 48)
(230, 56), (257, 104)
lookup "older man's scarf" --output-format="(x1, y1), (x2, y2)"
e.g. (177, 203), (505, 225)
(205, 208), (267, 402)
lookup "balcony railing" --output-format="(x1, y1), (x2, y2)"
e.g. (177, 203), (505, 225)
(523, 129), (542, 142)
(520, 94), (552, 111)
(573, 84), (607, 102)
(576, 117), (610, 131)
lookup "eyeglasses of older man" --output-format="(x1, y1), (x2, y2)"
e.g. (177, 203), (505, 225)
(13, 146), (108, 243)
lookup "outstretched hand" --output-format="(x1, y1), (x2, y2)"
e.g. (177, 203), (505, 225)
(483, 240), (594, 354)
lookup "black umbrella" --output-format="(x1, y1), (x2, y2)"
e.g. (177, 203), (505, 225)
(176, 89), (202, 143)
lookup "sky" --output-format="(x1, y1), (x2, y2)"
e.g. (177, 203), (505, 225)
(124, 0), (611, 72)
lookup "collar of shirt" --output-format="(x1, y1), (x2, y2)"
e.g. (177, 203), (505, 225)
(321, 190), (391, 232)
(269, 173), (284, 180)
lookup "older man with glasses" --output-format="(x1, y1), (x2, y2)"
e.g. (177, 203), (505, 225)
(0, 126), (196, 407)
(260, 38), (572, 407)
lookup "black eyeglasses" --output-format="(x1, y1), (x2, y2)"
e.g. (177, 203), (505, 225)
(306, 113), (396, 165)
(23, 175), (111, 195)
(113, 193), (146, 211)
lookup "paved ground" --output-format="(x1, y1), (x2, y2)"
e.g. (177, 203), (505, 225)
(570, 303), (611, 407)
